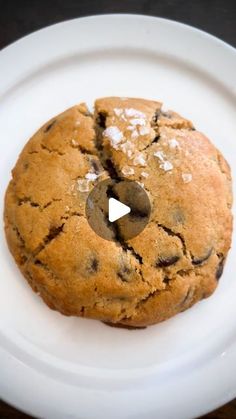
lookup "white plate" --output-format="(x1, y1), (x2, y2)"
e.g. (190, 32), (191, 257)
(0, 14), (236, 419)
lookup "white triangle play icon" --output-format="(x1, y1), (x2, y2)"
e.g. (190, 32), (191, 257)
(108, 198), (131, 222)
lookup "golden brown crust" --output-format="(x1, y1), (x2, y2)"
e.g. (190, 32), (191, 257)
(4, 97), (233, 327)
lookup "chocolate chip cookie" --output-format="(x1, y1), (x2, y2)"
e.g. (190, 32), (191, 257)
(4, 97), (233, 327)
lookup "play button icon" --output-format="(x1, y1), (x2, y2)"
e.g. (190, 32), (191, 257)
(108, 198), (131, 222)
(86, 179), (151, 241)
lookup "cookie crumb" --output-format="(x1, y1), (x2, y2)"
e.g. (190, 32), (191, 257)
(182, 173), (192, 183)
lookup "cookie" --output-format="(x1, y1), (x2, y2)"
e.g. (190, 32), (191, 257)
(4, 97), (233, 327)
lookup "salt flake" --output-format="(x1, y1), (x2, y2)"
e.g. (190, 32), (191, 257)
(153, 151), (165, 161)
(139, 126), (150, 136)
(141, 171), (149, 178)
(121, 166), (135, 176)
(169, 138), (179, 149)
(131, 129), (139, 139)
(114, 108), (123, 117)
(124, 108), (146, 118)
(85, 172), (98, 181)
(120, 141), (135, 157)
(130, 118), (146, 126)
(103, 126), (123, 148)
(160, 161), (173, 171)
(182, 173), (192, 183)
(133, 153), (147, 167)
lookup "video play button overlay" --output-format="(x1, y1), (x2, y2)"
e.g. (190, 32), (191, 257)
(86, 179), (151, 241)
(108, 198), (131, 222)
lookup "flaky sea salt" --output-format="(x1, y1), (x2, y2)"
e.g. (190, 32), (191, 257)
(141, 171), (149, 178)
(137, 181), (144, 188)
(120, 140), (135, 158)
(75, 120), (81, 127)
(131, 129), (139, 139)
(114, 108), (123, 117)
(127, 125), (135, 131)
(85, 172), (98, 181)
(130, 118), (146, 126)
(103, 126), (123, 148)
(77, 179), (90, 192)
(71, 139), (78, 146)
(121, 166), (135, 176)
(133, 153), (147, 167)
(169, 138), (179, 149)
(124, 108), (145, 118)
(182, 173), (192, 183)
(139, 126), (150, 136)
(153, 151), (165, 161)
(160, 161), (173, 171)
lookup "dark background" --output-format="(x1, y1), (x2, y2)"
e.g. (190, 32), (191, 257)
(0, 0), (235, 418)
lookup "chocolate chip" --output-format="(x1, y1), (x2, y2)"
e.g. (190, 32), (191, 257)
(87, 257), (99, 274)
(192, 248), (212, 265)
(44, 119), (56, 133)
(163, 276), (170, 284)
(34, 259), (43, 266)
(156, 255), (180, 268)
(117, 265), (132, 282)
(216, 258), (225, 281)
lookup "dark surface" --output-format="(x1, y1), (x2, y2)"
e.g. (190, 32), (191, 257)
(0, 0), (235, 418)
